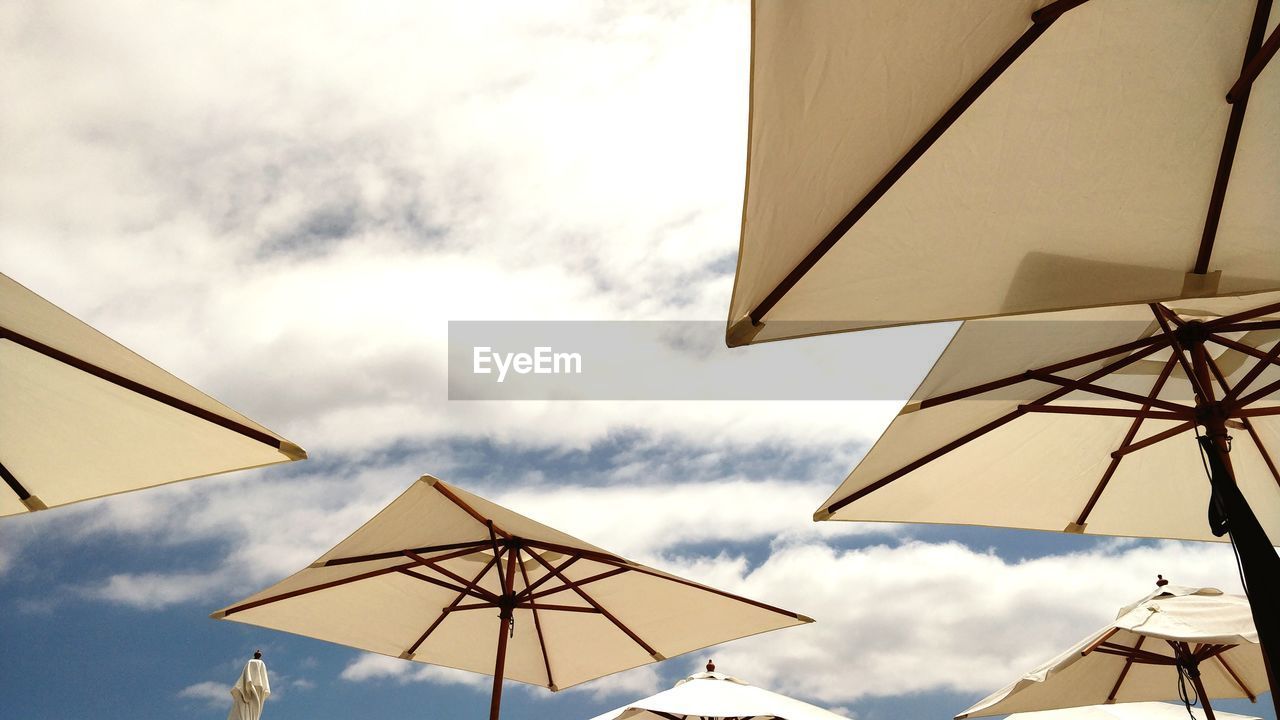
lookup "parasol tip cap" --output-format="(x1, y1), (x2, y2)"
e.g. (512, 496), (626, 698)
(253, 650), (262, 660)
(21, 494), (48, 512)
(726, 315), (763, 347)
(706, 659), (715, 672)
(278, 441), (308, 461)
(1156, 574), (1169, 587)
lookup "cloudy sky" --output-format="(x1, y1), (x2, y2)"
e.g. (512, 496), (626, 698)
(0, 2), (1272, 719)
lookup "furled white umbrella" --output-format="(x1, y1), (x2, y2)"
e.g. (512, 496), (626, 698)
(0, 271), (305, 516)
(212, 476), (812, 720)
(727, 0), (1280, 346)
(587, 661), (851, 720)
(1005, 702), (1259, 720)
(227, 651), (271, 720)
(957, 584), (1267, 720)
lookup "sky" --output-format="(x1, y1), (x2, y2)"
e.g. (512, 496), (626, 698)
(0, 2), (1273, 720)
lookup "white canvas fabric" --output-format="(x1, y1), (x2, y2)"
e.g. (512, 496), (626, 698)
(588, 670), (851, 720)
(227, 658), (270, 720)
(1005, 702), (1258, 720)
(728, 0), (1280, 345)
(958, 587), (1267, 718)
(0, 272), (304, 516)
(818, 293), (1280, 544)
(212, 477), (811, 692)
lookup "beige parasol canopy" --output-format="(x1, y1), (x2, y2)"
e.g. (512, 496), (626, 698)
(815, 292), (1280, 541)
(727, 0), (1280, 346)
(1004, 702), (1259, 720)
(957, 585), (1267, 719)
(588, 662), (851, 720)
(0, 271), (304, 516)
(813, 293), (1280, 716)
(212, 476), (812, 719)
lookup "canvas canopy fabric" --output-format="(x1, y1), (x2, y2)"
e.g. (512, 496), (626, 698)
(728, 0), (1280, 346)
(1004, 701), (1259, 720)
(227, 658), (270, 720)
(588, 669), (851, 720)
(212, 476), (811, 698)
(957, 586), (1267, 718)
(816, 292), (1280, 543)
(0, 272), (304, 516)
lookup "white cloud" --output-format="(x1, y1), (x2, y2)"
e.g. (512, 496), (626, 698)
(340, 652), (488, 690)
(51, 460), (441, 604)
(661, 539), (1245, 705)
(339, 654), (408, 682)
(492, 478), (896, 561)
(563, 665), (663, 703)
(178, 680), (230, 707)
(340, 651), (662, 703)
(86, 571), (228, 610)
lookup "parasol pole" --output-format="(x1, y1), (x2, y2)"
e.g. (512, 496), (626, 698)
(490, 541), (520, 720)
(1187, 330), (1280, 718)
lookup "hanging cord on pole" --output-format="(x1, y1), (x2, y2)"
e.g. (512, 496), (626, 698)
(1176, 654), (1200, 720)
(1195, 434), (1251, 598)
(1195, 433), (1232, 538)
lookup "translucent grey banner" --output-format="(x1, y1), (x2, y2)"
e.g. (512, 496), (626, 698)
(449, 320), (955, 400)
(448, 318), (1262, 402)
